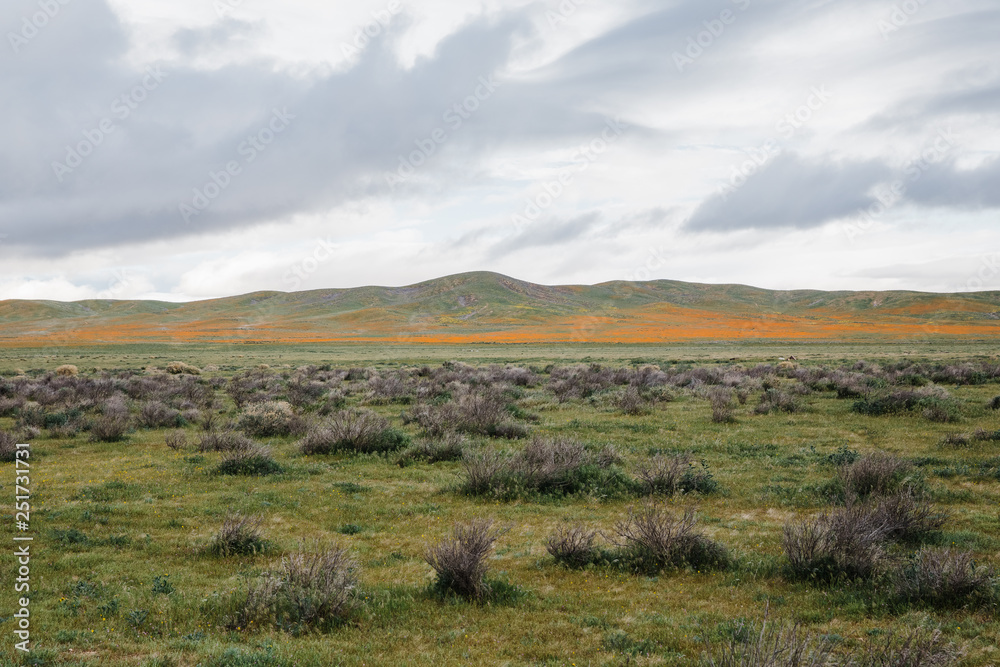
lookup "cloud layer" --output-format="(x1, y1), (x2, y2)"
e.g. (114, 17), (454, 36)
(0, 0), (998, 299)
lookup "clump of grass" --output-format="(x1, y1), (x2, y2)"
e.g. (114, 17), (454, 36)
(858, 628), (962, 667)
(839, 452), (914, 499)
(215, 444), (283, 477)
(238, 401), (298, 438)
(89, 413), (130, 442)
(703, 615), (833, 667)
(223, 543), (358, 633)
(893, 548), (996, 609)
(165, 430), (187, 451)
(199, 429), (255, 453)
(783, 504), (891, 582)
(299, 409), (410, 455)
(166, 361), (201, 375)
(460, 438), (633, 499)
(210, 513), (270, 556)
(611, 504), (729, 575)
(616, 386), (649, 416)
(397, 433), (467, 467)
(989, 395), (1000, 411)
(546, 524), (599, 569)
(425, 519), (507, 601)
(0, 429), (17, 462)
(55, 364), (79, 377)
(754, 388), (802, 415)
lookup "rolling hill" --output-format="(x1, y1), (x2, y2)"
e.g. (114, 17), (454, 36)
(1, 271), (999, 346)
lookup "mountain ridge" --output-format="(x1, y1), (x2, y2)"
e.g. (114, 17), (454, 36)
(1, 271), (998, 345)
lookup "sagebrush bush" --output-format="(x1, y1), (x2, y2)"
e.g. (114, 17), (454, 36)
(616, 386), (648, 415)
(611, 504), (729, 574)
(893, 548), (995, 608)
(238, 401), (297, 438)
(635, 453), (689, 495)
(460, 438), (633, 499)
(139, 400), (183, 429)
(546, 524), (599, 569)
(166, 361), (201, 375)
(89, 414), (130, 442)
(839, 452), (914, 499)
(216, 444), (283, 476)
(223, 544), (357, 632)
(782, 504), (891, 581)
(55, 364), (79, 377)
(199, 430), (256, 453)
(299, 409), (409, 455)
(165, 430), (187, 451)
(397, 433), (467, 467)
(410, 388), (528, 439)
(0, 429), (17, 462)
(703, 616), (832, 667)
(210, 513), (269, 556)
(426, 519), (506, 601)
(858, 628), (962, 667)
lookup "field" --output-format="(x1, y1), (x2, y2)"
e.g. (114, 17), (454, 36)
(2, 343), (1000, 666)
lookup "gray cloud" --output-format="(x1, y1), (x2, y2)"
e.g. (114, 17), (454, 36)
(684, 154), (892, 232)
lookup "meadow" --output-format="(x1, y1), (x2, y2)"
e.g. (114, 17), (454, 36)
(1, 344), (1000, 666)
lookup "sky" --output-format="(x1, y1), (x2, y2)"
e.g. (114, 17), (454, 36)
(1, 0), (998, 302)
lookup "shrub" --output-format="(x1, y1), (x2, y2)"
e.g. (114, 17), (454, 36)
(224, 544), (357, 633)
(858, 628), (962, 667)
(782, 504), (892, 581)
(397, 433), (467, 467)
(425, 519), (505, 600)
(199, 430), (256, 453)
(216, 444), (283, 477)
(872, 491), (947, 543)
(989, 396), (1000, 411)
(635, 453), (689, 495)
(55, 364), (79, 377)
(273, 546), (357, 630)
(210, 513), (269, 556)
(299, 409), (410, 455)
(238, 401), (296, 438)
(703, 617), (833, 667)
(711, 390), (737, 424)
(459, 438), (634, 499)
(166, 361), (201, 375)
(410, 388), (528, 439)
(90, 414), (130, 442)
(754, 388), (802, 415)
(839, 452), (913, 499)
(0, 429), (17, 462)
(546, 524), (599, 569)
(611, 504), (729, 574)
(139, 401), (183, 428)
(165, 430), (188, 451)
(893, 548), (995, 608)
(617, 386), (648, 416)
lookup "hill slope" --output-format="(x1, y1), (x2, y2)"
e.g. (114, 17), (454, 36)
(1, 272), (999, 345)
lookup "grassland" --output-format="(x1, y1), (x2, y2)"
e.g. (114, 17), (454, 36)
(1, 346), (1000, 666)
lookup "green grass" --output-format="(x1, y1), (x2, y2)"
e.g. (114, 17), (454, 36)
(1, 346), (999, 665)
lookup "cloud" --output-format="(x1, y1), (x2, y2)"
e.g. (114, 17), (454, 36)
(905, 158), (1000, 209)
(683, 154), (892, 232)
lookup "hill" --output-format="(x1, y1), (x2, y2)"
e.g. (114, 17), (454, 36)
(1, 271), (999, 345)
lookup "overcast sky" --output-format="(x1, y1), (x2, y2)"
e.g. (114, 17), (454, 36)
(1, 0), (998, 301)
